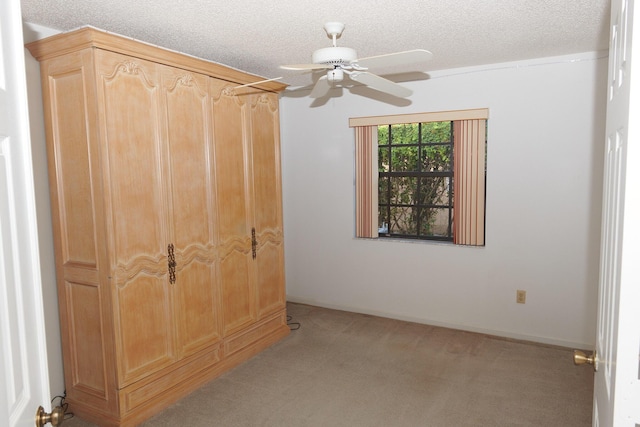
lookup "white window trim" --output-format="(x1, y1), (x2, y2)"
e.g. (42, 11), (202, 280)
(349, 108), (489, 128)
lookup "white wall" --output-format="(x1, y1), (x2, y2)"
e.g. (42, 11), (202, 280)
(22, 22), (64, 398)
(280, 52), (608, 348)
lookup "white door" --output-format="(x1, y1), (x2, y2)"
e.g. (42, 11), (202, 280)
(593, 0), (640, 425)
(0, 0), (53, 426)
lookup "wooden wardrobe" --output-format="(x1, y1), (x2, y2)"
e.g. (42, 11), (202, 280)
(26, 27), (288, 427)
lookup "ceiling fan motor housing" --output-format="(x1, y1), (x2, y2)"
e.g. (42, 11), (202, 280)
(312, 46), (357, 66)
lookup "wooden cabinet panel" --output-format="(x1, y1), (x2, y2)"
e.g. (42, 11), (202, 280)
(116, 274), (174, 385)
(255, 240), (285, 318)
(249, 94), (286, 318)
(160, 66), (220, 356)
(210, 84), (250, 239)
(95, 51), (167, 263)
(210, 82), (256, 334)
(174, 261), (218, 354)
(66, 281), (106, 395)
(161, 67), (212, 249)
(220, 248), (254, 334)
(250, 94), (281, 233)
(95, 50), (174, 385)
(50, 68), (97, 266)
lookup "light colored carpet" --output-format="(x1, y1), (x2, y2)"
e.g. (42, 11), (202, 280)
(62, 302), (593, 426)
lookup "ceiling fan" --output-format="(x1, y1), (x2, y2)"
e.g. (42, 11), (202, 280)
(280, 22), (433, 99)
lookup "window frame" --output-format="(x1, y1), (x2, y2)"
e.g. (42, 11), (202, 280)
(377, 121), (455, 241)
(350, 108), (489, 246)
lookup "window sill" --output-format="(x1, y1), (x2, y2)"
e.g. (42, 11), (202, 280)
(353, 236), (485, 248)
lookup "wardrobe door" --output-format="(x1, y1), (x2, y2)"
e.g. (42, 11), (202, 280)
(249, 93), (286, 319)
(95, 50), (174, 385)
(160, 66), (221, 356)
(210, 82), (255, 335)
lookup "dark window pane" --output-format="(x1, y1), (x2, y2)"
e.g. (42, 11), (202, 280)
(389, 207), (417, 235)
(390, 177), (417, 205)
(379, 147), (389, 172)
(390, 123), (419, 145)
(421, 145), (452, 172)
(378, 176), (389, 204)
(419, 208), (451, 237)
(378, 207), (389, 234)
(390, 146), (418, 172)
(422, 121), (451, 143)
(378, 125), (389, 145)
(419, 177), (450, 206)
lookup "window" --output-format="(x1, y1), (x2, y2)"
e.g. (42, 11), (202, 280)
(378, 122), (454, 241)
(350, 109), (488, 246)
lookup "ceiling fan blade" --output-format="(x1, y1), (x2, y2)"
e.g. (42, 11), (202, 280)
(233, 76), (283, 89)
(349, 72), (413, 98)
(280, 63), (333, 71)
(354, 49), (433, 70)
(309, 75), (331, 98)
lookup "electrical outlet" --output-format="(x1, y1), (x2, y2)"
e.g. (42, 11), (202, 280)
(516, 290), (526, 304)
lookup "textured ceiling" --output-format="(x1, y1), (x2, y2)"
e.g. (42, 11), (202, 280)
(21, 0), (611, 89)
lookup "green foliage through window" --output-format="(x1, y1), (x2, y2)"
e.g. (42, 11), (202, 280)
(378, 121), (453, 240)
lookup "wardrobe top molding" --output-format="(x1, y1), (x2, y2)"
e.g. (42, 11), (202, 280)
(26, 25), (287, 93)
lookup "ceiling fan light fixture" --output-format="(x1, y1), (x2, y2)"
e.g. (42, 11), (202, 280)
(327, 67), (344, 83)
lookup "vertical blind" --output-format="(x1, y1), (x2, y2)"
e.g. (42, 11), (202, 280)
(350, 109), (488, 245)
(453, 119), (486, 246)
(354, 126), (378, 238)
